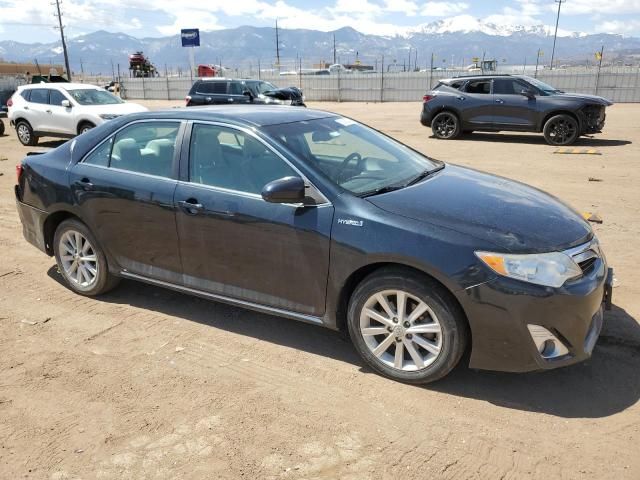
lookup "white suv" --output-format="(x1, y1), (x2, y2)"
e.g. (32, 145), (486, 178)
(8, 83), (147, 146)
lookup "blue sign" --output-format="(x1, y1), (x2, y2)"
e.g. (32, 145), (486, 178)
(181, 29), (200, 47)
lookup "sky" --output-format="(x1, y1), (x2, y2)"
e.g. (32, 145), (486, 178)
(0, 0), (639, 43)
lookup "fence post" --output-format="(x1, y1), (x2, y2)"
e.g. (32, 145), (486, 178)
(337, 68), (341, 102)
(595, 45), (604, 96)
(380, 55), (384, 103)
(142, 75), (146, 100)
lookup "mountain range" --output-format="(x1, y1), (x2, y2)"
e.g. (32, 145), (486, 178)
(1, 21), (639, 75)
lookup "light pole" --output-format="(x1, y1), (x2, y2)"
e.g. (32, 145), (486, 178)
(550, 0), (565, 70)
(53, 0), (72, 81)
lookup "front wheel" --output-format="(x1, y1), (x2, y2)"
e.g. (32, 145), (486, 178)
(431, 112), (461, 139)
(53, 218), (120, 296)
(347, 269), (468, 384)
(543, 114), (579, 146)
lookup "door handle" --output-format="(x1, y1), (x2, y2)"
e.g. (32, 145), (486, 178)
(205, 97), (212, 102)
(456, 96), (465, 101)
(228, 98), (234, 102)
(24, 106), (29, 110)
(46, 110), (52, 114)
(178, 199), (204, 215)
(75, 178), (94, 191)
(495, 99), (505, 104)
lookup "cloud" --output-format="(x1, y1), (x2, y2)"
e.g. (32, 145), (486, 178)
(558, 0), (640, 15)
(596, 18), (640, 34)
(420, 2), (469, 17)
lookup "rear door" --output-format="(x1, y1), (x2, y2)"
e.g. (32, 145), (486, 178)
(22, 88), (49, 132)
(69, 120), (185, 283)
(492, 78), (537, 129)
(174, 122), (333, 316)
(459, 80), (493, 127)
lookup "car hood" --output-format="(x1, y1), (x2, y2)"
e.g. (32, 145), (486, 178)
(552, 92), (613, 106)
(264, 86), (304, 101)
(79, 102), (148, 115)
(367, 165), (592, 253)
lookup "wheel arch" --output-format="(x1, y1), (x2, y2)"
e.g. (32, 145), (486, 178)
(76, 119), (96, 135)
(540, 110), (581, 133)
(42, 210), (82, 256)
(334, 262), (471, 344)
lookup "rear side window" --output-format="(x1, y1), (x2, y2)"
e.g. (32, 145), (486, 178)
(49, 89), (67, 106)
(110, 122), (181, 177)
(28, 89), (49, 104)
(20, 90), (31, 102)
(436, 81), (464, 91)
(465, 81), (491, 94)
(196, 81), (228, 94)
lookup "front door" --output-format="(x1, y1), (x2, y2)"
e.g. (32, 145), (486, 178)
(174, 123), (333, 316)
(491, 77), (537, 129)
(69, 120), (184, 283)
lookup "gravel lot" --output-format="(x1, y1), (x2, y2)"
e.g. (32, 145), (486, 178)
(0, 101), (639, 480)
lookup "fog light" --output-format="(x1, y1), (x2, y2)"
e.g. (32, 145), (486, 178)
(527, 325), (569, 359)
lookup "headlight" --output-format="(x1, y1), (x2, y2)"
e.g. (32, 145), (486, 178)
(264, 97), (286, 105)
(99, 114), (120, 120)
(475, 251), (582, 288)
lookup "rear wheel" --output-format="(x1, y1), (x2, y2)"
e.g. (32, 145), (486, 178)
(16, 120), (37, 146)
(431, 112), (461, 139)
(0, 120), (5, 136)
(53, 218), (120, 296)
(543, 114), (579, 146)
(347, 268), (468, 384)
(78, 122), (95, 135)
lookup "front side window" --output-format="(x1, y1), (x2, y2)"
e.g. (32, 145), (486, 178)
(66, 89), (123, 105)
(263, 117), (440, 196)
(28, 89), (49, 104)
(49, 89), (68, 106)
(493, 78), (528, 95)
(189, 124), (297, 195)
(465, 81), (491, 94)
(109, 122), (180, 177)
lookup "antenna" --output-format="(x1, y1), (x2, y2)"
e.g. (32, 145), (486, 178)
(52, 0), (72, 81)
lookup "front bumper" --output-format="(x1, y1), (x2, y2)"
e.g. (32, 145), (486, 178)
(459, 257), (612, 372)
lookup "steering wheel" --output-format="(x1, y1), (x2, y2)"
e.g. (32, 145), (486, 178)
(337, 152), (364, 182)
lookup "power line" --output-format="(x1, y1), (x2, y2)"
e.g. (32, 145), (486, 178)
(52, 0), (72, 80)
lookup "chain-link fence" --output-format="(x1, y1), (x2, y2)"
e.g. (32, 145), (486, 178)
(118, 66), (640, 103)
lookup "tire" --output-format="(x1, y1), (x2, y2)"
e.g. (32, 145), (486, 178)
(16, 120), (38, 146)
(543, 114), (579, 146)
(78, 122), (95, 135)
(0, 120), (5, 136)
(53, 218), (120, 296)
(347, 268), (468, 384)
(431, 111), (461, 139)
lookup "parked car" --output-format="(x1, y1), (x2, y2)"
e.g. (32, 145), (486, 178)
(7, 83), (147, 146)
(186, 78), (305, 107)
(14, 107), (613, 384)
(0, 86), (14, 135)
(421, 74), (613, 145)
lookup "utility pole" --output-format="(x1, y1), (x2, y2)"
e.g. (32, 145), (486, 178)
(550, 0), (565, 70)
(275, 19), (280, 72)
(53, 0), (72, 81)
(333, 34), (336, 65)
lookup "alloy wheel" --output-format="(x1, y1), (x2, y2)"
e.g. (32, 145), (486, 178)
(359, 289), (443, 371)
(433, 114), (457, 138)
(59, 230), (99, 289)
(17, 124), (31, 144)
(548, 118), (577, 145)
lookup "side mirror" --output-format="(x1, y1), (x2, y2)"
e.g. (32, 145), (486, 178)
(61, 99), (71, 108)
(242, 89), (254, 100)
(262, 176), (305, 204)
(521, 89), (535, 99)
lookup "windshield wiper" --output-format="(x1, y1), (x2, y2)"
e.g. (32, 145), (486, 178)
(357, 165), (445, 198)
(403, 164), (445, 187)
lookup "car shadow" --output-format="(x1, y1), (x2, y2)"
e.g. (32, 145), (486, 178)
(47, 267), (640, 419)
(435, 133), (632, 147)
(37, 139), (67, 149)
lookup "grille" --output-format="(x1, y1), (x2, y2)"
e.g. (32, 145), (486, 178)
(565, 240), (601, 277)
(578, 257), (597, 274)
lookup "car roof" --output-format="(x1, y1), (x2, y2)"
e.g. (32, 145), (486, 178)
(195, 78), (262, 82)
(126, 106), (338, 127)
(21, 82), (100, 90)
(441, 74), (529, 83)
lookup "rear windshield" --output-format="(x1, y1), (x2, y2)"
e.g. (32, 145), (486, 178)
(195, 81), (228, 94)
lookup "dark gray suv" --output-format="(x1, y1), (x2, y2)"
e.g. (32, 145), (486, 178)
(420, 74), (612, 145)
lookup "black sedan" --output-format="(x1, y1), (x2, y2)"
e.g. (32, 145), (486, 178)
(421, 74), (612, 145)
(15, 107), (613, 383)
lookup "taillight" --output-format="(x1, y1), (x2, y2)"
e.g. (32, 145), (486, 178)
(7, 97), (13, 107)
(185, 95), (191, 106)
(423, 94), (435, 102)
(16, 164), (23, 184)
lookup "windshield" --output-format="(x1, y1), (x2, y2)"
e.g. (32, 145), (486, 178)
(249, 81), (278, 94)
(522, 76), (561, 94)
(263, 117), (440, 195)
(67, 89), (124, 105)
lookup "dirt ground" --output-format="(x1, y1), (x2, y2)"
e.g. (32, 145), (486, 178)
(0, 101), (638, 480)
